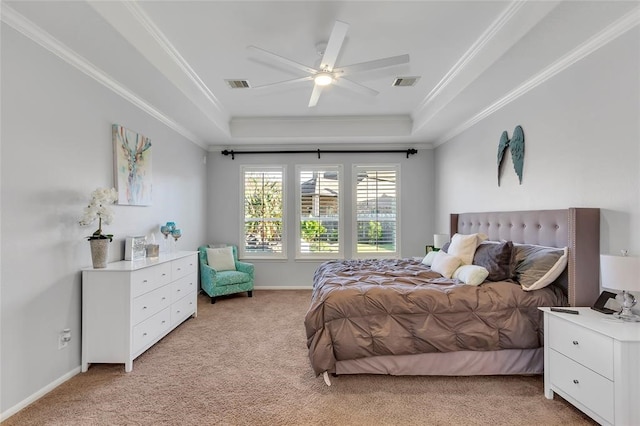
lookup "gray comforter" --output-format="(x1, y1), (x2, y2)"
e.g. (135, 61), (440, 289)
(304, 258), (565, 375)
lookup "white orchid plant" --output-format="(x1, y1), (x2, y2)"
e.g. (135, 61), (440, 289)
(79, 187), (118, 241)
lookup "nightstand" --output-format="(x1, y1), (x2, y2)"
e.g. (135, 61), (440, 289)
(540, 307), (640, 425)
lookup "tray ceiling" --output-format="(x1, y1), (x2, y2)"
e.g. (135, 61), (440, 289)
(2, 1), (638, 149)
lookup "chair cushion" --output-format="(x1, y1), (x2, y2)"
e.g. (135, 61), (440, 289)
(206, 247), (236, 271)
(216, 270), (251, 286)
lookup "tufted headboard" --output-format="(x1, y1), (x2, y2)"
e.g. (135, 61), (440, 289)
(450, 208), (600, 307)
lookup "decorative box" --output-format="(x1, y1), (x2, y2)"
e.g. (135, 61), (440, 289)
(125, 236), (147, 261)
(146, 244), (159, 258)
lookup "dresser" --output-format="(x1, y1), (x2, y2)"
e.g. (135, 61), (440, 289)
(82, 251), (198, 372)
(540, 307), (640, 425)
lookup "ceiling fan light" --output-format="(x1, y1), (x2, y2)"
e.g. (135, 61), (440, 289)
(314, 72), (333, 86)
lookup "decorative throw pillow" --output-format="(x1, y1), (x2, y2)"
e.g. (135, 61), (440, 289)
(421, 251), (438, 266)
(513, 244), (568, 291)
(206, 246), (236, 271)
(447, 233), (488, 265)
(472, 241), (515, 282)
(453, 265), (489, 286)
(430, 251), (462, 279)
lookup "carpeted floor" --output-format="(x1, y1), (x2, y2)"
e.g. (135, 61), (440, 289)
(3, 290), (595, 425)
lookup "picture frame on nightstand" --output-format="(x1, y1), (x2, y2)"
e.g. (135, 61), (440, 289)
(591, 290), (617, 314)
(425, 245), (434, 254)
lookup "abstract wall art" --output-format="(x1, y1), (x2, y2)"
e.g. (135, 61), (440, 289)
(113, 124), (152, 205)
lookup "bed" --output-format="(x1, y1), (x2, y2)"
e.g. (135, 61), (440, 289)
(304, 208), (600, 381)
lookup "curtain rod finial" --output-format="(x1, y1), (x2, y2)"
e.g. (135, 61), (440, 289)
(221, 149), (235, 160)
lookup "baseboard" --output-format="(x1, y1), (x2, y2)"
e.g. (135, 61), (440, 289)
(253, 286), (311, 290)
(1, 366), (81, 421)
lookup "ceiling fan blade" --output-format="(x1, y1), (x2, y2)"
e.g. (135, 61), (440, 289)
(320, 20), (349, 71)
(248, 45), (317, 75)
(251, 76), (314, 89)
(308, 84), (323, 107)
(334, 54), (410, 76)
(332, 77), (378, 97)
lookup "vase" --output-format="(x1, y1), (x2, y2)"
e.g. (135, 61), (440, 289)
(89, 239), (110, 268)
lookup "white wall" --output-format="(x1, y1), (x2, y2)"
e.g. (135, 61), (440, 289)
(207, 147), (435, 287)
(2, 1), (638, 419)
(0, 25), (208, 415)
(434, 28), (640, 255)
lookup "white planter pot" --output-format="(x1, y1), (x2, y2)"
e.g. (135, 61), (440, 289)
(89, 239), (110, 268)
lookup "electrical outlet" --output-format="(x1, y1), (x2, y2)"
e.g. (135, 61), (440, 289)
(58, 329), (71, 349)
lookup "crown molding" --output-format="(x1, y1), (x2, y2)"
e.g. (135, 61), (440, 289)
(434, 6), (640, 146)
(1, 4), (208, 149)
(415, 0), (526, 113)
(122, 2), (226, 117)
(412, 0), (560, 134)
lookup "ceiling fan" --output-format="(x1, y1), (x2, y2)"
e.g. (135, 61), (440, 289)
(248, 20), (410, 107)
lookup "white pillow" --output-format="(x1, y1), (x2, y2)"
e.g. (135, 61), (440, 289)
(430, 251), (462, 279)
(520, 246), (568, 291)
(421, 251), (438, 266)
(206, 246), (236, 271)
(447, 233), (488, 265)
(453, 265), (489, 286)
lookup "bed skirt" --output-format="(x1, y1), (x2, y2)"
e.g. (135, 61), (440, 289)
(334, 348), (543, 376)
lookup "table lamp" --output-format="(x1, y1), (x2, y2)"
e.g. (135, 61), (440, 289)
(433, 234), (450, 251)
(600, 252), (640, 322)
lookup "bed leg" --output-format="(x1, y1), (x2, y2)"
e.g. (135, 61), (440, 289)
(322, 371), (332, 386)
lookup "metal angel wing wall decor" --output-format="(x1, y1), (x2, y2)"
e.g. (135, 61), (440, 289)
(497, 130), (510, 186)
(496, 125), (525, 186)
(510, 125), (525, 184)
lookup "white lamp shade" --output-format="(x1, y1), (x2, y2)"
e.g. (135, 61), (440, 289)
(433, 233), (450, 249)
(600, 254), (640, 292)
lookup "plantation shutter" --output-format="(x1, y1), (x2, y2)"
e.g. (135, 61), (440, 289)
(354, 165), (399, 257)
(241, 166), (285, 258)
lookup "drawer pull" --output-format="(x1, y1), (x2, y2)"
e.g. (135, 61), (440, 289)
(143, 279), (148, 283)
(162, 320), (166, 324)
(143, 306), (147, 310)
(177, 289), (181, 292)
(572, 340), (579, 345)
(162, 297), (166, 300)
(177, 310), (181, 314)
(162, 273), (167, 277)
(573, 379), (579, 384)
(143, 332), (147, 336)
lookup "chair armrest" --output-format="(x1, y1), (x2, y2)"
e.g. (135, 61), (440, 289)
(235, 261), (254, 277)
(200, 262), (218, 282)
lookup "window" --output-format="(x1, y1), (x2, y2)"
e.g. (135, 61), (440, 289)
(353, 164), (400, 257)
(296, 165), (343, 259)
(240, 166), (286, 259)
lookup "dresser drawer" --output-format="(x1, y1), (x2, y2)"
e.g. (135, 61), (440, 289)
(170, 273), (197, 303)
(171, 291), (196, 327)
(132, 307), (171, 354)
(549, 349), (614, 424)
(548, 315), (613, 379)
(172, 255), (197, 280)
(132, 285), (171, 325)
(131, 263), (172, 297)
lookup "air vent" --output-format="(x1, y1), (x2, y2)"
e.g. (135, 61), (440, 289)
(392, 76), (420, 87)
(225, 79), (251, 89)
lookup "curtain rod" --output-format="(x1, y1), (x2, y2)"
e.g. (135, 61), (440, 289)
(221, 148), (418, 160)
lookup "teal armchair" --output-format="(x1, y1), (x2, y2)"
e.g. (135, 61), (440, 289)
(198, 245), (254, 304)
